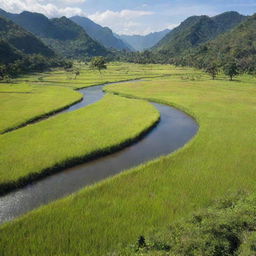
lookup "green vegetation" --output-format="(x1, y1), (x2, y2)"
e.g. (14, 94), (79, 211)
(116, 192), (256, 256)
(154, 11), (246, 57)
(0, 15), (72, 79)
(185, 14), (256, 73)
(119, 12), (256, 78)
(16, 62), (174, 89)
(0, 66), (255, 256)
(0, 62), (171, 189)
(0, 83), (81, 133)
(224, 62), (239, 81)
(205, 62), (219, 80)
(0, 9), (109, 59)
(90, 56), (107, 73)
(0, 94), (159, 190)
(0, 5), (255, 255)
(70, 16), (131, 51)
(0, 15), (54, 58)
(0, 62), (172, 134)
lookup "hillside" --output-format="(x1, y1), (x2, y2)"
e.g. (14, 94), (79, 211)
(70, 16), (131, 51)
(0, 15), (54, 62)
(184, 13), (256, 72)
(0, 10), (109, 58)
(0, 40), (23, 65)
(119, 29), (170, 51)
(154, 11), (246, 57)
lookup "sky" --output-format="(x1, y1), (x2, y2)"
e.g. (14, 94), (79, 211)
(0, 0), (255, 35)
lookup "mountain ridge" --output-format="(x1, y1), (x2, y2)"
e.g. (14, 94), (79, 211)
(154, 11), (247, 57)
(0, 15), (55, 64)
(182, 13), (256, 73)
(118, 29), (170, 51)
(70, 16), (132, 51)
(0, 9), (109, 59)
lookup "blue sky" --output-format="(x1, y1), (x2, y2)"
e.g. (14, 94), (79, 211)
(0, 0), (255, 35)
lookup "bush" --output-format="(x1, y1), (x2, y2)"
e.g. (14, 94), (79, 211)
(114, 191), (256, 256)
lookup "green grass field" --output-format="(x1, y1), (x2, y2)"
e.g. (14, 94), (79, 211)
(0, 94), (159, 189)
(0, 62), (172, 189)
(0, 62), (172, 133)
(0, 83), (82, 133)
(0, 64), (256, 256)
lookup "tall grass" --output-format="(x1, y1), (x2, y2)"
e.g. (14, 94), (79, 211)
(0, 63), (173, 133)
(0, 95), (159, 190)
(0, 84), (81, 133)
(0, 66), (255, 256)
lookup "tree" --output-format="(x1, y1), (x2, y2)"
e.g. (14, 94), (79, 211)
(90, 56), (107, 74)
(73, 68), (80, 80)
(224, 62), (238, 81)
(0, 64), (6, 80)
(64, 61), (73, 71)
(205, 63), (219, 80)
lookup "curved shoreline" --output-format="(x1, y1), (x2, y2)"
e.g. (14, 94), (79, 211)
(0, 80), (159, 195)
(0, 80), (198, 224)
(1, 96), (83, 135)
(0, 115), (160, 196)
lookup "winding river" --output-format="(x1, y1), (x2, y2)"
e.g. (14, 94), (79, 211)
(0, 80), (198, 224)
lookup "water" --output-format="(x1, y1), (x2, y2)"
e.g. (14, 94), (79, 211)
(0, 81), (198, 224)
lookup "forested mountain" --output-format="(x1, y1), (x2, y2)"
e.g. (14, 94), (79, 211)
(0, 14), (73, 79)
(70, 16), (131, 51)
(119, 29), (170, 51)
(0, 15), (54, 63)
(181, 13), (256, 73)
(154, 11), (246, 57)
(0, 9), (109, 58)
(0, 40), (23, 65)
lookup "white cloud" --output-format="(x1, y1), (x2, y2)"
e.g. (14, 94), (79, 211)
(167, 24), (179, 30)
(59, 0), (86, 4)
(0, 0), (86, 17)
(88, 9), (154, 35)
(89, 9), (154, 23)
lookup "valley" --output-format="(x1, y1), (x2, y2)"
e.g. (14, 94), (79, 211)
(0, 3), (256, 256)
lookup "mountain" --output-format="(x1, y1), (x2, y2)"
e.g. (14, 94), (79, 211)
(70, 16), (131, 51)
(0, 40), (23, 65)
(185, 14), (256, 72)
(0, 15), (55, 65)
(154, 11), (246, 57)
(0, 9), (109, 58)
(118, 29), (170, 51)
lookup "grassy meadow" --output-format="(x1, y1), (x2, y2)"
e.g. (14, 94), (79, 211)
(0, 62), (171, 133)
(16, 62), (174, 89)
(0, 62), (173, 190)
(0, 64), (255, 255)
(0, 83), (82, 133)
(0, 94), (159, 189)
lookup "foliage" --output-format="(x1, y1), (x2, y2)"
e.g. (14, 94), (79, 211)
(205, 62), (219, 79)
(224, 61), (239, 81)
(90, 56), (107, 73)
(0, 54), (72, 80)
(181, 14), (256, 75)
(0, 15), (54, 58)
(118, 13), (256, 79)
(153, 12), (246, 58)
(0, 15), (75, 78)
(0, 10), (110, 59)
(116, 191), (256, 256)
